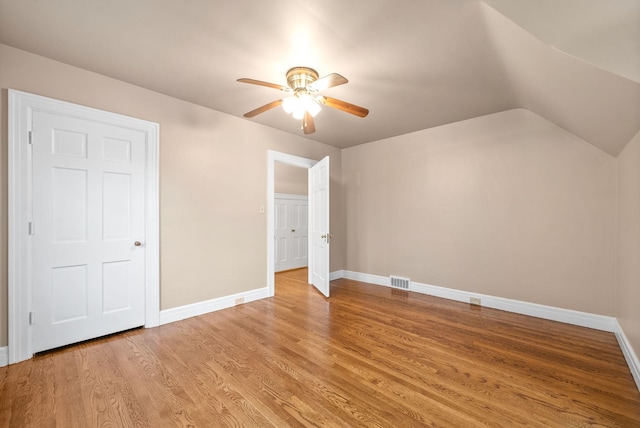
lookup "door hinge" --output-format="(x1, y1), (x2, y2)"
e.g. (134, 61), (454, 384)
(29, 312), (35, 325)
(28, 131), (33, 145)
(28, 221), (35, 235)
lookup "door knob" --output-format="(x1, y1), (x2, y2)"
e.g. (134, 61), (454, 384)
(134, 241), (142, 246)
(291, 229), (296, 232)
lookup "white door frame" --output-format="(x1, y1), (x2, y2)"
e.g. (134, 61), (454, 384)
(267, 150), (316, 296)
(8, 90), (160, 364)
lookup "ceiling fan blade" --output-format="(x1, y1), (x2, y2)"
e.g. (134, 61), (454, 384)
(318, 96), (369, 118)
(302, 111), (316, 134)
(237, 78), (290, 92)
(307, 73), (348, 92)
(243, 99), (284, 118)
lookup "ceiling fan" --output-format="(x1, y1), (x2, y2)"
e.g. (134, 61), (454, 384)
(237, 67), (369, 134)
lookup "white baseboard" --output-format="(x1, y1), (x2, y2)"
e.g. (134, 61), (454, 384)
(330, 270), (345, 281)
(338, 270), (617, 332)
(415, 283), (617, 332)
(0, 346), (7, 367)
(159, 287), (270, 325)
(614, 320), (640, 392)
(341, 270), (388, 287)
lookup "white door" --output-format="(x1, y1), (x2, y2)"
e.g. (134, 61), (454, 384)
(308, 156), (330, 297)
(31, 110), (147, 353)
(274, 195), (308, 272)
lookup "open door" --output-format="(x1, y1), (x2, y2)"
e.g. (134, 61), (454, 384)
(308, 156), (330, 297)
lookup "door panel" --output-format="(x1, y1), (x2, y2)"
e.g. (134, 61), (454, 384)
(290, 201), (308, 263)
(51, 265), (88, 323)
(275, 199), (289, 267)
(52, 167), (87, 241)
(309, 157), (330, 297)
(102, 260), (132, 313)
(32, 110), (146, 353)
(103, 172), (132, 239)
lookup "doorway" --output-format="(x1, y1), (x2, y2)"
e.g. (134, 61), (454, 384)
(266, 151), (329, 297)
(274, 160), (308, 273)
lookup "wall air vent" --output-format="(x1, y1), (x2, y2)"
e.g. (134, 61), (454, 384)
(390, 275), (410, 290)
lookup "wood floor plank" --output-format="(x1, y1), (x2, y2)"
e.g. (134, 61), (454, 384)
(1, 268), (639, 427)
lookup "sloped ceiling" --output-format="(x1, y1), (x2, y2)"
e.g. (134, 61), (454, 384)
(483, 0), (640, 83)
(0, 0), (639, 154)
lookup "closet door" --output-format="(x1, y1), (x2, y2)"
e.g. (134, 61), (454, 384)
(274, 194), (308, 272)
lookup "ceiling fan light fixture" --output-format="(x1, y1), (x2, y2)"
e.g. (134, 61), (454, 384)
(283, 93), (321, 119)
(282, 96), (297, 114)
(292, 109), (305, 120)
(302, 94), (321, 117)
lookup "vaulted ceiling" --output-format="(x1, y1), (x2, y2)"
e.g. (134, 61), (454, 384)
(1, 0), (639, 154)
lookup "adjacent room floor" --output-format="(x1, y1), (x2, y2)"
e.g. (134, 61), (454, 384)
(1, 268), (638, 427)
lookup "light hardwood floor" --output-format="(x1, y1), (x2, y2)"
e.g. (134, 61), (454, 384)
(1, 268), (639, 427)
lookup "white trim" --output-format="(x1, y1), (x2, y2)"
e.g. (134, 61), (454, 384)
(267, 151), (316, 297)
(0, 347), (8, 367)
(8, 90), (160, 364)
(411, 282), (617, 332)
(342, 270), (388, 287)
(275, 193), (308, 201)
(8, 90), (30, 364)
(159, 287), (270, 325)
(329, 270), (345, 281)
(337, 270), (617, 332)
(614, 320), (640, 391)
(144, 118), (161, 329)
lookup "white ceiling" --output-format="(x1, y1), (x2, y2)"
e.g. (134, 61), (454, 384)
(1, 0), (639, 153)
(483, 0), (640, 83)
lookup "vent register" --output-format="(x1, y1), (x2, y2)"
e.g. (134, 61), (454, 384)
(390, 276), (410, 290)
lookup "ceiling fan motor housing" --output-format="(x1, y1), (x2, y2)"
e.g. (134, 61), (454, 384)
(286, 67), (319, 91)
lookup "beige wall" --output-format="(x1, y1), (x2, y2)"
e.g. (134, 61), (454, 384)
(0, 43), (344, 346)
(1, 43), (636, 360)
(617, 129), (640, 357)
(342, 109), (617, 315)
(275, 162), (308, 195)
